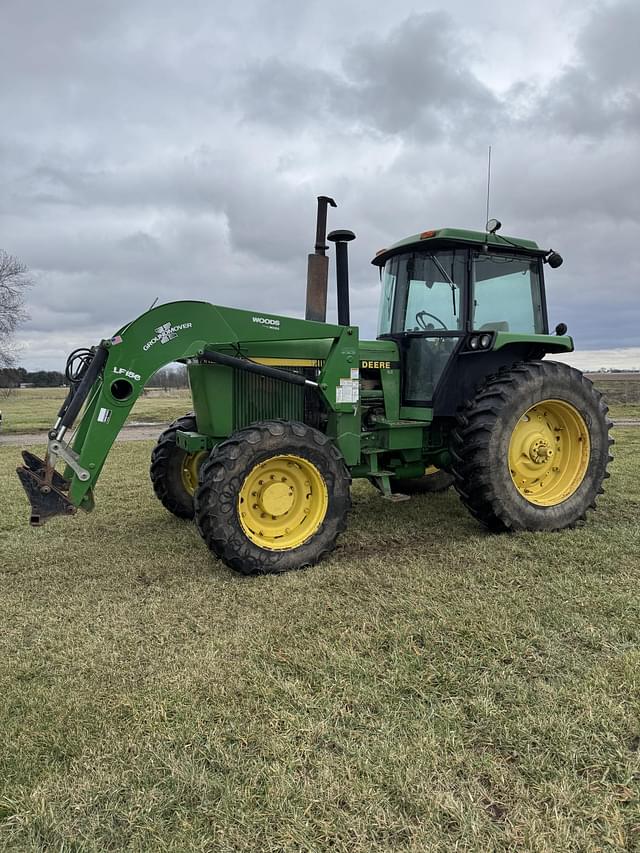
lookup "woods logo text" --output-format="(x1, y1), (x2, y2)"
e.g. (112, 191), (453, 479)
(252, 316), (280, 329)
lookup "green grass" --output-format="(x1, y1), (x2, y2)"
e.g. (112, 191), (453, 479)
(1, 389), (639, 436)
(609, 403), (640, 421)
(0, 388), (192, 433)
(1, 430), (639, 851)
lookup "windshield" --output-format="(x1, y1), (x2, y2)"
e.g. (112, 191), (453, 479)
(378, 251), (466, 335)
(472, 253), (545, 333)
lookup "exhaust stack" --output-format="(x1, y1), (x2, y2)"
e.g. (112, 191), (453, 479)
(305, 195), (336, 322)
(328, 229), (356, 326)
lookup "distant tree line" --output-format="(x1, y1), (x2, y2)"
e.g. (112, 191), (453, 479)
(1, 363), (188, 390)
(150, 365), (188, 389)
(0, 367), (65, 388)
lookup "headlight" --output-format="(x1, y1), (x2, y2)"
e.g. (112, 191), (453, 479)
(479, 334), (492, 349)
(469, 336), (479, 349)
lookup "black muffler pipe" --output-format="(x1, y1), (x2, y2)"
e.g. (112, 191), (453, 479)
(327, 229), (356, 327)
(201, 350), (317, 387)
(305, 195), (336, 323)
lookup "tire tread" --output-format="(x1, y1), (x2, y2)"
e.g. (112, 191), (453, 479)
(195, 420), (351, 575)
(450, 361), (613, 532)
(150, 412), (198, 519)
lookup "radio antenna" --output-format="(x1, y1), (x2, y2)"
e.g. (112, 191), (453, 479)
(485, 144), (492, 227)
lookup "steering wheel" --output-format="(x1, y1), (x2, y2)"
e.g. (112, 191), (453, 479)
(415, 311), (448, 331)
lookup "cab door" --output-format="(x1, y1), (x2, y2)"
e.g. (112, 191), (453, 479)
(392, 251), (467, 406)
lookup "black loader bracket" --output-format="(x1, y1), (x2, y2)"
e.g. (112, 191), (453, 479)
(16, 450), (76, 526)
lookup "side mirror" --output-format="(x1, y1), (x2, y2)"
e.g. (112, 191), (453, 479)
(555, 322), (568, 336)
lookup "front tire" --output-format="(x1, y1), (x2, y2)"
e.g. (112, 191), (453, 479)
(150, 413), (208, 520)
(450, 361), (613, 531)
(194, 420), (351, 575)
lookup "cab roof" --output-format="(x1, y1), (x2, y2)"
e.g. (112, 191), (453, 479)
(372, 227), (544, 266)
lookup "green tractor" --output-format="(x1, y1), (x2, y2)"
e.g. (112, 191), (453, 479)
(17, 197), (613, 574)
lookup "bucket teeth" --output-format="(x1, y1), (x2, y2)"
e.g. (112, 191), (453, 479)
(16, 452), (75, 526)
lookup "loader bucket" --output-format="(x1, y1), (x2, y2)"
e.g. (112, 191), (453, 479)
(16, 450), (77, 526)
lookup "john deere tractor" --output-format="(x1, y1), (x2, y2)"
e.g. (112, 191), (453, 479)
(17, 197), (612, 574)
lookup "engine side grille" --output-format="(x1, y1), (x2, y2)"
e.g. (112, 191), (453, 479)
(233, 370), (305, 430)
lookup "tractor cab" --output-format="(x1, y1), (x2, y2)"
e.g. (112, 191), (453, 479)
(372, 227), (558, 414)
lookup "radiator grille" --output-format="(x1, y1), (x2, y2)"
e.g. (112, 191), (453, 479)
(233, 370), (305, 430)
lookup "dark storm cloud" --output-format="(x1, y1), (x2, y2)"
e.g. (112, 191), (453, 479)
(535, 0), (640, 138)
(242, 2), (639, 144)
(0, 0), (638, 369)
(241, 12), (502, 139)
(238, 61), (340, 129)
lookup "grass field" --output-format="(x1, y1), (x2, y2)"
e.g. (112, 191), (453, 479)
(1, 429), (639, 851)
(608, 404), (640, 420)
(1, 388), (639, 435)
(0, 388), (192, 434)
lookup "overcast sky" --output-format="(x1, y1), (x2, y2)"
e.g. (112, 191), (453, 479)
(1, 0), (639, 371)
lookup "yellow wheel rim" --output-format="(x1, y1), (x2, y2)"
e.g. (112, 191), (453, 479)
(508, 399), (590, 506)
(180, 451), (207, 496)
(238, 455), (328, 551)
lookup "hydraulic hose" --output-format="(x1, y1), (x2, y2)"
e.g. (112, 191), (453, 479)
(58, 344), (109, 430)
(201, 349), (317, 387)
(55, 348), (96, 422)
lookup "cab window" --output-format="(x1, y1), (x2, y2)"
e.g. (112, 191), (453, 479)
(377, 264), (396, 335)
(472, 253), (545, 333)
(377, 251), (466, 335)
(402, 253), (464, 332)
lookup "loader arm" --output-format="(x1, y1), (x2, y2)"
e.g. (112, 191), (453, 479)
(17, 300), (358, 525)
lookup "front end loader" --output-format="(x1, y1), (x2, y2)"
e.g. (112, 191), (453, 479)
(17, 199), (613, 574)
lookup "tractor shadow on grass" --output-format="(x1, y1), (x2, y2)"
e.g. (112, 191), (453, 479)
(340, 481), (489, 562)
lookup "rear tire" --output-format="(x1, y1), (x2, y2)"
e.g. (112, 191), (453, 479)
(150, 413), (207, 520)
(194, 420), (351, 575)
(450, 361), (613, 531)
